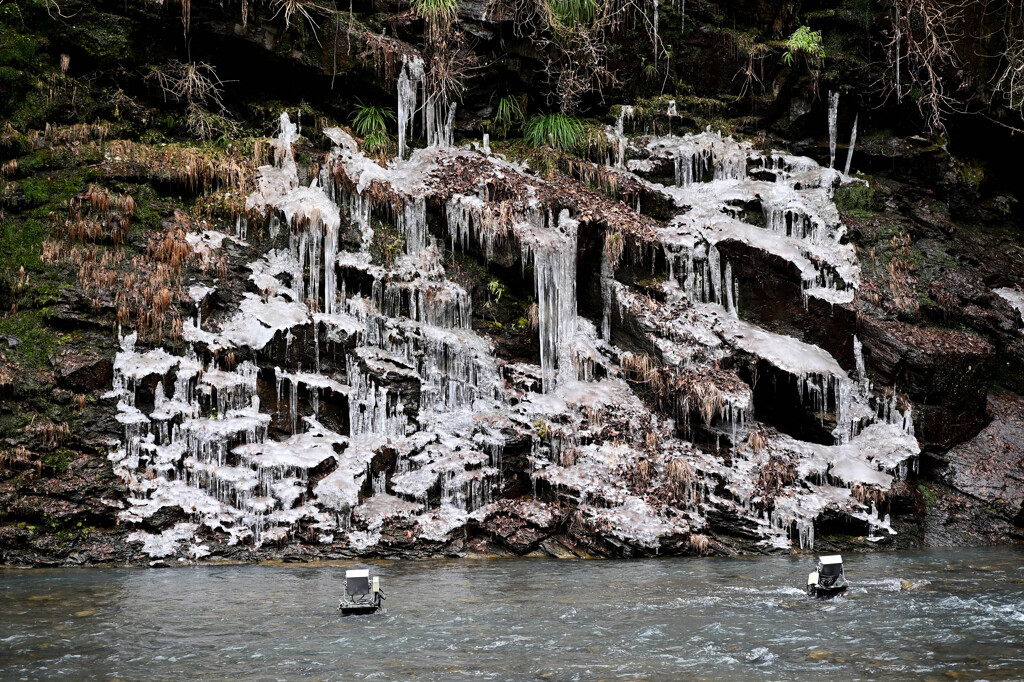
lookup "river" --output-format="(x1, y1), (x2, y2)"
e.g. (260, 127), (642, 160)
(2, 547), (1023, 680)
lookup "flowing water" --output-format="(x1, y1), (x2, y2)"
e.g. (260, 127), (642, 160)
(2, 548), (1023, 680)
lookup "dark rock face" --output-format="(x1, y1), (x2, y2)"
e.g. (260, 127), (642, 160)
(857, 318), (995, 451)
(54, 353), (114, 393)
(939, 391), (1024, 527)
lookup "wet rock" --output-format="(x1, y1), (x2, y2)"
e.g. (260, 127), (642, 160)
(853, 135), (951, 190)
(473, 499), (555, 554)
(140, 506), (190, 532)
(938, 390), (1024, 525)
(857, 317), (994, 450)
(54, 353), (114, 393)
(44, 303), (111, 333)
(920, 483), (1023, 547)
(538, 538), (579, 558)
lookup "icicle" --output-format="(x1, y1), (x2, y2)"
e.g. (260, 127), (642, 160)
(724, 261), (737, 317)
(610, 106), (634, 169)
(844, 113), (858, 176)
(895, 4), (902, 100)
(397, 196), (428, 255)
(397, 55), (424, 159)
(530, 210), (579, 392)
(425, 92), (456, 149)
(853, 335), (867, 386)
(707, 245), (721, 305)
(652, 0), (659, 61)
(601, 239), (613, 340)
(828, 91), (839, 169)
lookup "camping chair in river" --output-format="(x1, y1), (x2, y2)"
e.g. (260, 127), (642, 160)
(339, 568), (385, 615)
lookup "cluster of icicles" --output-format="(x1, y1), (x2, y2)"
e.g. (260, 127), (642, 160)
(602, 97), (917, 548)
(106, 69), (917, 558)
(107, 104), (505, 557)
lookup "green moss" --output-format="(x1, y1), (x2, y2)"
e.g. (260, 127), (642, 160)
(126, 183), (169, 229)
(18, 177), (54, 207)
(835, 181), (880, 214)
(70, 13), (132, 65)
(370, 218), (404, 267)
(42, 448), (74, 474)
(919, 485), (938, 508)
(636, 275), (668, 288)
(0, 215), (49, 271)
(0, 310), (58, 368)
(952, 157), (984, 188)
(0, 29), (43, 70)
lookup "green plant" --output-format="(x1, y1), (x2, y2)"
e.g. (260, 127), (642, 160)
(270, 0), (322, 29)
(486, 278), (506, 303)
(546, 0), (598, 26)
(782, 26), (825, 67)
(640, 57), (659, 82)
(352, 102), (395, 156)
(411, 0), (459, 21)
(490, 94), (526, 138)
(352, 103), (395, 137)
(523, 113), (585, 152)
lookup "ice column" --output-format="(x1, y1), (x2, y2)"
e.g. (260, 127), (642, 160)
(601, 241), (613, 340)
(612, 106), (634, 169)
(397, 56), (424, 159)
(844, 113), (858, 176)
(532, 210), (579, 392)
(827, 91), (839, 169)
(652, 0), (659, 61)
(425, 93), (456, 149)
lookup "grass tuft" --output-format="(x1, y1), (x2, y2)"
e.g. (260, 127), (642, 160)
(523, 113), (585, 152)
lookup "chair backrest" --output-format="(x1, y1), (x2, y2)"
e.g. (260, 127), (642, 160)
(346, 569), (371, 596)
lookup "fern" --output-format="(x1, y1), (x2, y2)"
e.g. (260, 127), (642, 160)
(782, 26), (825, 67)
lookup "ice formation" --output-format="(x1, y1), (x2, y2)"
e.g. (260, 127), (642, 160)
(828, 91), (840, 169)
(844, 113), (858, 176)
(110, 100), (920, 559)
(995, 287), (1024, 326)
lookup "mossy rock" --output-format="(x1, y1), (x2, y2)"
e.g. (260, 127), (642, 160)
(67, 12), (133, 66)
(835, 180), (883, 214)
